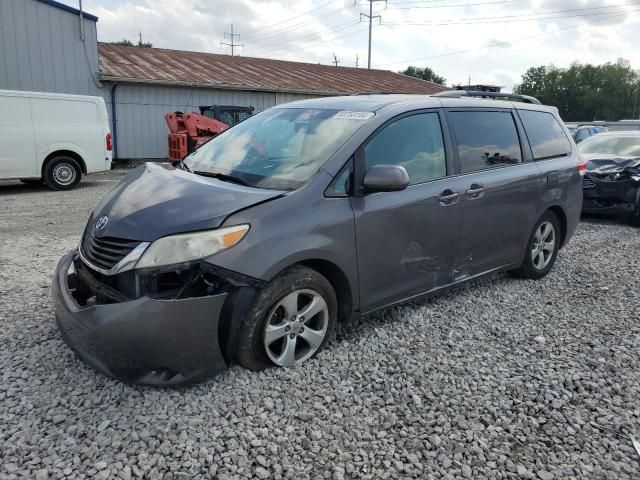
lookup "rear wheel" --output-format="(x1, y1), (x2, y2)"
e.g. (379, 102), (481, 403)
(512, 211), (561, 279)
(43, 156), (82, 190)
(236, 266), (337, 371)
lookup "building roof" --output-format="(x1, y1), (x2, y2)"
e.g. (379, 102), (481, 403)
(36, 0), (98, 22)
(98, 43), (448, 96)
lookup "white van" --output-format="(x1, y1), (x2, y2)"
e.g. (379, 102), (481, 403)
(0, 89), (112, 190)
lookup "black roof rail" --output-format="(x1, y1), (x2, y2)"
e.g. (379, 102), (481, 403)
(432, 90), (542, 105)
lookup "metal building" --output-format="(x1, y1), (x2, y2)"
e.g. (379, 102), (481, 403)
(98, 44), (448, 159)
(0, 0), (100, 96)
(0, 0), (449, 161)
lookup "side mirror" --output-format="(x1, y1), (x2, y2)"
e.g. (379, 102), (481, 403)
(363, 165), (409, 193)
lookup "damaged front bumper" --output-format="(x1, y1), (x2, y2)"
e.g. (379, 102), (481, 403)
(582, 160), (640, 217)
(52, 251), (257, 386)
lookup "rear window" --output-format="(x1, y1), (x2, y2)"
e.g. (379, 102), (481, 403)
(518, 110), (571, 160)
(449, 111), (522, 173)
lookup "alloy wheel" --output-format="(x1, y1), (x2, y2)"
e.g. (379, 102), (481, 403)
(531, 220), (556, 270)
(263, 289), (329, 367)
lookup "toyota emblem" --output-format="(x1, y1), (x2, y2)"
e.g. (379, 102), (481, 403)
(95, 216), (109, 231)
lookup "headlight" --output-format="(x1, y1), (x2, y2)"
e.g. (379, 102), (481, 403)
(135, 224), (249, 269)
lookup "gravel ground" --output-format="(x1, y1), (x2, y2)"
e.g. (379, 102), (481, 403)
(1, 169), (639, 480)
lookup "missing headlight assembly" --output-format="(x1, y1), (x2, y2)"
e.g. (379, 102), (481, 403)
(69, 251), (261, 307)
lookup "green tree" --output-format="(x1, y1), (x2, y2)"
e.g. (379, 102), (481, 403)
(400, 66), (447, 85)
(113, 39), (153, 48)
(514, 60), (640, 121)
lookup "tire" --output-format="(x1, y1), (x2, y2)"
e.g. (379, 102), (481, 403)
(19, 178), (43, 185)
(630, 191), (640, 227)
(512, 211), (561, 280)
(236, 265), (337, 371)
(43, 156), (82, 190)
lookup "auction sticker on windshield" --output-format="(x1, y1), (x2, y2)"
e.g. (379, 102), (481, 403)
(332, 111), (375, 120)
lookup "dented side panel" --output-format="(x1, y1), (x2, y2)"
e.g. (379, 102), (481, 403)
(351, 176), (465, 312)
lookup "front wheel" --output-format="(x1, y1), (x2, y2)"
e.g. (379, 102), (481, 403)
(512, 211), (561, 279)
(236, 266), (337, 371)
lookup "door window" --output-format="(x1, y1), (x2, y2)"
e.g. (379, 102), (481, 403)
(364, 112), (446, 185)
(518, 110), (572, 159)
(449, 111), (522, 173)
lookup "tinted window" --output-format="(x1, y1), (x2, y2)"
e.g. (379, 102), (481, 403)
(518, 110), (572, 159)
(364, 112), (446, 185)
(449, 111), (522, 173)
(576, 129), (589, 142)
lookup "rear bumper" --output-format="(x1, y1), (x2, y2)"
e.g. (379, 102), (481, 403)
(53, 251), (229, 386)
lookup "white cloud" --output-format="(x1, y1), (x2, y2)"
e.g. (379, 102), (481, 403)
(66, 0), (640, 89)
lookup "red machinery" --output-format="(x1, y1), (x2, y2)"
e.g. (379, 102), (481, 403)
(165, 112), (229, 161)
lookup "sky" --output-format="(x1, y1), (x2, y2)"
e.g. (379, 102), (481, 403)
(69, 0), (640, 91)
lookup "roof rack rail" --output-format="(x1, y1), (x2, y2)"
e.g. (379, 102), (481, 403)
(432, 90), (541, 104)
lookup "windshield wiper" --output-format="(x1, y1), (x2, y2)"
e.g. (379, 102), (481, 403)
(193, 170), (250, 187)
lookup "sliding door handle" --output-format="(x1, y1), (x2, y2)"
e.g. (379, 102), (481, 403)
(465, 183), (485, 199)
(439, 190), (460, 206)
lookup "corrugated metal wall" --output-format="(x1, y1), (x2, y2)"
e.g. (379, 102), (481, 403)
(0, 0), (100, 96)
(0, 0), (323, 160)
(101, 82), (319, 159)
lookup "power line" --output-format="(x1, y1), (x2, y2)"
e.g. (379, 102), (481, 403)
(382, 8), (639, 26)
(360, 0), (387, 69)
(380, 2), (640, 25)
(241, 0), (338, 43)
(243, 5), (356, 53)
(245, 18), (362, 57)
(220, 24), (243, 55)
(242, 0), (530, 58)
(245, 23), (372, 63)
(375, 10), (634, 67)
(386, 0), (525, 9)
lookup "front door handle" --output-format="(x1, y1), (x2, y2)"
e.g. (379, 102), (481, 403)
(465, 183), (485, 199)
(439, 189), (460, 206)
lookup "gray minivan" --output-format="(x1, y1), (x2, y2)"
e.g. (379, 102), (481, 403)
(52, 94), (583, 385)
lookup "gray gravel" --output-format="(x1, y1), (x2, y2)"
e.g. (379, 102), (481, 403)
(1, 169), (639, 480)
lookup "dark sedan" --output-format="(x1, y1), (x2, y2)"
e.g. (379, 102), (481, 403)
(579, 131), (640, 224)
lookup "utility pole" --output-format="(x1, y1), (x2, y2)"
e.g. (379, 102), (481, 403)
(221, 24), (243, 56)
(359, 0), (386, 69)
(332, 53), (340, 67)
(355, 54), (359, 68)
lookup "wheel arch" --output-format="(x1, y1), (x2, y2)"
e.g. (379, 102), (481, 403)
(41, 150), (87, 176)
(546, 205), (568, 248)
(295, 259), (354, 323)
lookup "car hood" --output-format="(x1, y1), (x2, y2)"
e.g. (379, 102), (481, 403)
(582, 153), (640, 171)
(88, 163), (285, 241)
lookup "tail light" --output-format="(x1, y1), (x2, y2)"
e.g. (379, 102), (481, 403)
(577, 160), (587, 175)
(106, 132), (113, 151)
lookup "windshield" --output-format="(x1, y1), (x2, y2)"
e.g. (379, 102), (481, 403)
(184, 107), (373, 190)
(578, 135), (640, 156)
